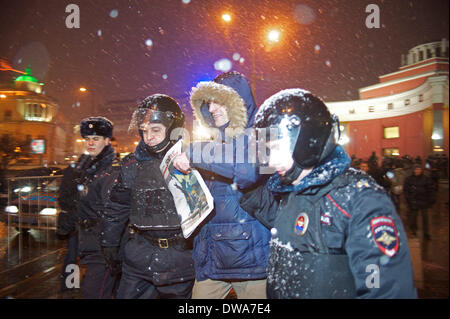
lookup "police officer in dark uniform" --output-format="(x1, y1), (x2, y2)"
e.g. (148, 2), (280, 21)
(57, 153), (88, 297)
(75, 116), (121, 299)
(239, 89), (417, 298)
(101, 94), (195, 299)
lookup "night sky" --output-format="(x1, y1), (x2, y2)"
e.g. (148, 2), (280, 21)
(0, 0), (448, 129)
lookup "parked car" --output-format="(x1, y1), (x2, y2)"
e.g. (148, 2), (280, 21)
(1, 167), (63, 231)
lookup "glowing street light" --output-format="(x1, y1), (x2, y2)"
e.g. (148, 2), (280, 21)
(267, 29), (281, 43)
(79, 87), (87, 92)
(222, 13), (231, 23)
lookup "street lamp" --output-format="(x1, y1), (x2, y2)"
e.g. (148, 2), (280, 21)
(217, 12), (284, 95)
(78, 86), (99, 116)
(222, 13), (232, 23)
(267, 29), (281, 43)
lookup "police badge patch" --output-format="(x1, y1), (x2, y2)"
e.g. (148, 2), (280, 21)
(294, 212), (309, 236)
(370, 216), (399, 257)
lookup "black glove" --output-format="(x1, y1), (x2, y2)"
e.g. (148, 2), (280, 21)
(102, 246), (121, 276)
(56, 211), (76, 236)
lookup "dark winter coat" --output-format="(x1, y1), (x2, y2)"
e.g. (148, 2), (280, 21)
(101, 141), (195, 285)
(76, 145), (120, 264)
(187, 72), (270, 281)
(240, 146), (417, 298)
(403, 173), (435, 210)
(56, 155), (89, 236)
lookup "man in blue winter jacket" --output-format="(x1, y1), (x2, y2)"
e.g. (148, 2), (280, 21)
(239, 88), (417, 298)
(174, 71), (270, 299)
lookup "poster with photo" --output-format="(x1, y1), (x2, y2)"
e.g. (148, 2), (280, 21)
(160, 140), (214, 238)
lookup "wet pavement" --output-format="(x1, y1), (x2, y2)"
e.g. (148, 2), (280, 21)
(0, 181), (448, 299)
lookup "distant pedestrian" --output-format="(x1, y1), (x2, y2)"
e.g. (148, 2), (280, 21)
(387, 162), (405, 212)
(360, 161), (369, 173)
(403, 164), (436, 239)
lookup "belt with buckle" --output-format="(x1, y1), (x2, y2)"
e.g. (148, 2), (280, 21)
(130, 226), (186, 249)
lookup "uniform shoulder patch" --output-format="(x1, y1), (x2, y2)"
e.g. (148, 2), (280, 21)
(370, 216), (399, 257)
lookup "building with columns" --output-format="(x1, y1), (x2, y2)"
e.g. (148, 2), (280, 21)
(0, 67), (73, 167)
(326, 39), (449, 162)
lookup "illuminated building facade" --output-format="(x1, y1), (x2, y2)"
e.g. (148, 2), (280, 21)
(0, 67), (73, 167)
(327, 39), (449, 162)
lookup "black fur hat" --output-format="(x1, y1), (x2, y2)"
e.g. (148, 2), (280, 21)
(80, 116), (113, 138)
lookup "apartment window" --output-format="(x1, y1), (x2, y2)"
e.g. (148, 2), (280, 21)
(384, 126), (400, 139)
(404, 99), (410, 106)
(419, 94), (424, 102)
(387, 103), (394, 110)
(383, 148), (400, 157)
(368, 105), (375, 113)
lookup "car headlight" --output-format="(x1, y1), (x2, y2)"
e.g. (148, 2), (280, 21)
(13, 186), (32, 193)
(5, 206), (19, 213)
(39, 208), (57, 216)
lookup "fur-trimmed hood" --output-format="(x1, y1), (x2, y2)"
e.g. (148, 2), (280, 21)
(190, 71), (257, 139)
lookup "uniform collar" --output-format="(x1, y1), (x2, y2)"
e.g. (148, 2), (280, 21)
(268, 145), (351, 195)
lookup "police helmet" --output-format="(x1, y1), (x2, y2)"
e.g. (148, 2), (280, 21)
(254, 88), (339, 168)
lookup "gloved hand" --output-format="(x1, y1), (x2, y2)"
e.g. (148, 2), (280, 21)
(56, 211), (76, 236)
(102, 246), (121, 276)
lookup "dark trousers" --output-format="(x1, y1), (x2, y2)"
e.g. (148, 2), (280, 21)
(116, 233), (194, 299)
(60, 232), (79, 292)
(82, 263), (118, 299)
(117, 265), (194, 299)
(408, 208), (429, 236)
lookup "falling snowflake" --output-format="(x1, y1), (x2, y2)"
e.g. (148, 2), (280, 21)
(109, 9), (119, 18)
(214, 58), (232, 72)
(293, 4), (316, 25)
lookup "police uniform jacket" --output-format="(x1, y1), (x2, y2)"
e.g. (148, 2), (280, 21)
(76, 145), (119, 264)
(101, 141), (194, 286)
(240, 146), (417, 298)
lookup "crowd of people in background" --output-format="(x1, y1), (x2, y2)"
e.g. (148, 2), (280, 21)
(350, 151), (448, 239)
